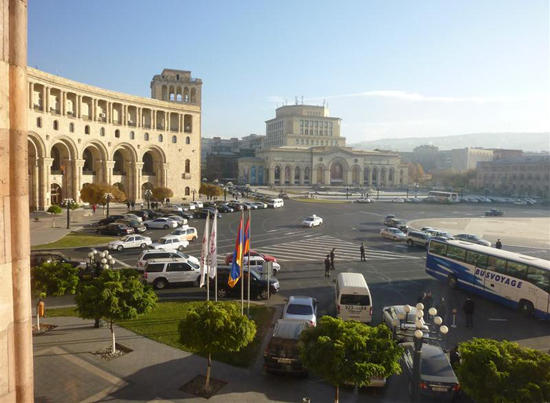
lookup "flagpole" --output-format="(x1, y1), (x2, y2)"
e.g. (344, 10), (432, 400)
(240, 210), (244, 315)
(206, 211), (210, 301)
(247, 209), (251, 317)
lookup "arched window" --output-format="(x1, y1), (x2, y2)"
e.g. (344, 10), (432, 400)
(185, 159), (190, 173)
(36, 117), (42, 128)
(144, 132), (149, 141)
(115, 129), (120, 138)
(186, 136), (190, 145)
(185, 186), (190, 196)
(69, 122), (74, 133)
(130, 131), (135, 140)
(53, 120), (59, 130)
(158, 134), (163, 142)
(172, 135), (177, 143)
(100, 127), (105, 136)
(84, 125), (90, 134)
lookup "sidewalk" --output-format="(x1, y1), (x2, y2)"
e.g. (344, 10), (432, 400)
(33, 316), (402, 403)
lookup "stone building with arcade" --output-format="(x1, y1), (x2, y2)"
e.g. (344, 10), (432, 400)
(27, 68), (202, 210)
(238, 105), (408, 188)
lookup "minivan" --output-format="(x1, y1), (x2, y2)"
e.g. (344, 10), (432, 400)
(335, 273), (373, 323)
(406, 231), (430, 248)
(267, 198), (284, 208)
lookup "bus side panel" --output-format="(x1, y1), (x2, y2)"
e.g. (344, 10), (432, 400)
(426, 255), (485, 296)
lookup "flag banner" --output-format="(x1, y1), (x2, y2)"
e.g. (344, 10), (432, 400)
(199, 212), (210, 287)
(243, 217), (250, 258)
(228, 215), (243, 288)
(208, 212), (217, 279)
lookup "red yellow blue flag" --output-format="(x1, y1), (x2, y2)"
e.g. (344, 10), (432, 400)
(228, 215), (244, 288)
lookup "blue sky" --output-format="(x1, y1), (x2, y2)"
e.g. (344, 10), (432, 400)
(29, 0), (549, 143)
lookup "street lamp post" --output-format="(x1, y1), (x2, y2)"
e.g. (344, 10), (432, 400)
(144, 189), (152, 210)
(406, 187), (410, 199)
(103, 192), (113, 217)
(87, 249), (116, 328)
(223, 185), (227, 201)
(63, 198), (74, 229)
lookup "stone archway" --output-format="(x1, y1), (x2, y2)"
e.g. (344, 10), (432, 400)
(330, 162), (344, 185)
(50, 183), (62, 205)
(112, 143), (138, 200)
(50, 137), (78, 202)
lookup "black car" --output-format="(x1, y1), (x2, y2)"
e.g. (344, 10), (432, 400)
(228, 202), (244, 211)
(96, 223), (134, 236)
(129, 210), (150, 220)
(264, 319), (309, 375)
(386, 218), (408, 232)
(485, 209), (504, 216)
(31, 251), (86, 269)
(217, 204), (234, 213)
(160, 209), (194, 220)
(401, 343), (460, 400)
(115, 219), (147, 233)
(141, 209), (163, 219)
(98, 215), (125, 225)
(212, 266), (279, 300)
(196, 208), (222, 219)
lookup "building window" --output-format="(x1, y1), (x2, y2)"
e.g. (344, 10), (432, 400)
(144, 132), (149, 141)
(115, 129), (120, 138)
(84, 125), (90, 134)
(300, 129), (303, 134)
(130, 131), (135, 140)
(69, 122), (74, 133)
(158, 134), (163, 142)
(305, 121), (308, 127)
(53, 120), (59, 130)
(185, 186), (190, 195)
(36, 117), (42, 128)
(185, 159), (190, 173)
(300, 120), (303, 126)
(100, 127), (105, 136)
(172, 135), (177, 143)
(186, 136), (190, 145)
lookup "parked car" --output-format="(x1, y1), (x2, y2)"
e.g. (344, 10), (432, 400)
(355, 198), (374, 203)
(282, 296), (318, 327)
(171, 226), (199, 241)
(383, 214), (396, 225)
(137, 250), (198, 270)
(214, 266), (279, 300)
(406, 231), (431, 248)
(160, 210), (194, 220)
(149, 235), (189, 251)
(382, 305), (429, 342)
(143, 217), (179, 229)
(123, 213), (143, 222)
(380, 228), (406, 241)
(225, 250), (277, 265)
(392, 198), (405, 203)
(264, 319), (309, 375)
(98, 215), (126, 225)
(485, 209), (505, 216)
(279, 193), (290, 199)
(192, 201), (204, 208)
(217, 204), (234, 213)
(30, 251), (86, 269)
(253, 202), (268, 209)
(243, 202), (258, 210)
(115, 219), (147, 233)
(301, 215), (323, 228)
(196, 208), (222, 219)
(96, 223), (134, 236)
(454, 233), (491, 247)
(385, 218), (408, 232)
(108, 234), (152, 251)
(424, 229), (454, 240)
(243, 255), (281, 275)
(166, 215), (188, 226)
(401, 342), (460, 400)
(228, 201), (244, 211)
(143, 258), (201, 290)
(128, 210), (150, 220)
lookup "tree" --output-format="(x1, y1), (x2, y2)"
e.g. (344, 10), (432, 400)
(152, 186), (174, 201)
(456, 338), (550, 403)
(31, 262), (80, 330)
(199, 183), (223, 200)
(47, 204), (63, 228)
(178, 301), (256, 390)
(76, 269), (158, 353)
(80, 182), (126, 205)
(299, 316), (403, 403)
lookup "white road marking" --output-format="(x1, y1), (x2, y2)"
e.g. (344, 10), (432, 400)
(114, 258), (131, 267)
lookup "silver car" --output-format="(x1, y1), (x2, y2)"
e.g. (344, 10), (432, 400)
(282, 296), (318, 327)
(454, 233), (491, 247)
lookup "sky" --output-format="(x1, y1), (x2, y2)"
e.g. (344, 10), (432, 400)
(28, 0), (549, 144)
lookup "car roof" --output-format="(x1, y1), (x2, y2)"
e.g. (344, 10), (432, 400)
(147, 257), (187, 264)
(288, 296), (315, 305)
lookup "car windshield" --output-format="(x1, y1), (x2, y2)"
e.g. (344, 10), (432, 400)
(188, 261), (199, 269)
(286, 304), (313, 315)
(158, 239), (168, 244)
(305, 218), (313, 221)
(421, 353), (455, 377)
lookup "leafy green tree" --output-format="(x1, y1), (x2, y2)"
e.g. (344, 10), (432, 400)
(152, 186), (174, 201)
(299, 316), (403, 403)
(178, 301), (256, 390)
(456, 338), (550, 403)
(199, 183), (223, 200)
(76, 269), (158, 353)
(31, 262), (80, 329)
(80, 182), (126, 205)
(47, 205), (63, 227)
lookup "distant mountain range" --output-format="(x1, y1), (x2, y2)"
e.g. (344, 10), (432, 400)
(350, 132), (550, 152)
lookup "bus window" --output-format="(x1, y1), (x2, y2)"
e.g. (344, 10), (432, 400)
(429, 242), (447, 256)
(487, 256), (507, 274)
(466, 251), (488, 268)
(526, 267), (550, 293)
(446, 246), (466, 262)
(506, 261), (527, 280)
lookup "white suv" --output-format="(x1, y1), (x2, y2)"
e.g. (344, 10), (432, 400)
(149, 235), (189, 251)
(243, 255), (281, 275)
(136, 250), (199, 270)
(143, 258), (201, 290)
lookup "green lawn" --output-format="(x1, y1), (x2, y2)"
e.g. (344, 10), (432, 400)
(32, 232), (118, 250)
(46, 301), (275, 368)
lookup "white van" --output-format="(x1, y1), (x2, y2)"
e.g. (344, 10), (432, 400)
(267, 198), (284, 208)
(335, 273), (373, 323)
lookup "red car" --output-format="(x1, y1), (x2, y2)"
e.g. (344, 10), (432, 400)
(225, 250), (277, 265)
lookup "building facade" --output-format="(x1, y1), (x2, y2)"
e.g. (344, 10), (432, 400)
(476, 155), (550, 196)
(27, 68), (202, 210)
(451, 147), (494, 171)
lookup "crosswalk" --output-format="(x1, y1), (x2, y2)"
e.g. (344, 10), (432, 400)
(250, 234), (419, 263)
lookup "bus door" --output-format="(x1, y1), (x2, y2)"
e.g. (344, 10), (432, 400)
(483, 256), (507, 301)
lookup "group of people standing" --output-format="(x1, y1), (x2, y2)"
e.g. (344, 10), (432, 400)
(417, 291), (476, 328)
(324, 248), (336, 277)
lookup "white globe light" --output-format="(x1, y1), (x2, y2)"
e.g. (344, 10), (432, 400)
(404, 305), (411, 313)
(93, 250), (98, 255)
(104, 250), (110, 256)
(414, 329), (423, 339)
(103, 264), (109, 270)
(433, 316), (443, 326)
(101, 258), (107, 264)
(440, 325), (449, 335)
(415, 319), (423, 329)
(416, 303), (424, 310)
(429, 307), (437, 316)
(100, 252), (106, 258)
(88, 252), (93, 258)
(415, 310), (424, 318)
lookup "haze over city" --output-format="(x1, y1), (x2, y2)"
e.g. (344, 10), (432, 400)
(28, 0), (549, 143)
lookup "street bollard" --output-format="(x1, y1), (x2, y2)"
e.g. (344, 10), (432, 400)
(451, 308), (457, 328)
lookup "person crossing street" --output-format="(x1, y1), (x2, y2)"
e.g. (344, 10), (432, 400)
(330, 248), (336, 270)
(324, 255), (331, 277)
(360, 243), (366, 262)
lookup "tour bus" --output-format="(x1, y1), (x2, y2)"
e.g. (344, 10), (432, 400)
(427, 191), (459, 203)
(426, 239), (550, 320)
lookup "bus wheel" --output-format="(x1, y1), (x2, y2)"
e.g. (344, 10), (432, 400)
(519, 300), (534, 316)
(448, 275), (458, 290)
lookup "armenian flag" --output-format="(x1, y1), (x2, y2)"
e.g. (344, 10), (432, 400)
(228, 215), (244, 288)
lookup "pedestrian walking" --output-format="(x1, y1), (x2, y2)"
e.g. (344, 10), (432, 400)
(92, 204), (97, 215)
(462, 297), (475, 327)
(131, 201), (135, 209)
(140, 202), (144, 209)
(449, 345), (460, 368)
(330, 248), (336, 270)
(126, 201), (130, 210)
(360, 243), (366, 262)
(436, 297), (447, 321)
(496, 239), (502, 249)
(324, 255), (331, 277)
(425, 291), (434, 309)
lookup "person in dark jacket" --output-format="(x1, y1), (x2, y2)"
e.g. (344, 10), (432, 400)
(330, 248), (336, 270)
(360, 243), (366, 262)
(131, 201), (135, 209)
(450, 345), (460, 368)
(496, 239), (502, 249)
(417, 292), (426, 304)
(324, 255), (331, 277)
(463, 297), (475, 327)
(436, 297), (447, 321)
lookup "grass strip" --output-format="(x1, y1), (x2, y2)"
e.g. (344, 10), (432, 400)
(32, 232), (118, 250)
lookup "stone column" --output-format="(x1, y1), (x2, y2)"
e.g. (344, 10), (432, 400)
(345, 169), (352, 185)
(269, 166), (276, 185)
(73, 159), (85, 202)
(299, 167), (305, 185)
(123, 105), (127, 125)
(76, 95), (81, 118)
(135, 162), (144, 200)
(324, 169), (330, 185)
(311, 167), (317, 184)
(40, 157), (53, 209)
(61, 91), (66, 115)
(104, 160), (115, 184)
(162, 163), (169, 188)
(30, 158), (39, 211)
(0, 0), (34, 401)
(359, 167), (365, 185)
(44, 85), (50, 112)
(366, 167), (372, 186)
(384, 168), (389, 187)
(137, 108), (141, 128)
(27, 81), (32, 109)
(152, 109), (156, 129)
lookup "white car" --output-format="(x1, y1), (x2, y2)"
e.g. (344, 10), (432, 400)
(355, 198), (374, 203)
(143, 217), (178, 229)
(171, 226), (199, 241)
(243, 255), (281, 275)
(253, 202), (268, 209)
(380, 228), (406, 241)
(163, 204), (184, 212)
(136, 250), (198, 270)
(392, 198), (405, 203)
(182, 203), (196, 211)
(149, 235), (189, 251)
(107, 235), (152, 251)
(190, 201), (203, 208)
(282, 296), (318, 327)
(143, 258), (201, 290)
(382, 305), (429, 342)
(301, 215), (323, 227)
(167, 215), (188, 226)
